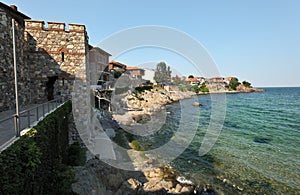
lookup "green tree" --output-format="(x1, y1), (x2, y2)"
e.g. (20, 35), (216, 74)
(113, 70), (122, 78)
(188, 75), (194, 78)
(242, 80), (252, 88)
(199, 82), (209, 93)
(154, 62), (172, 85)
(192, 85), (199, 93)
(229, 78), (240, 90)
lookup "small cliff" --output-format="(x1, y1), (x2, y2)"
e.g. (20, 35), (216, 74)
(113, 89), (195, 125)
(236, 84), (265, 93)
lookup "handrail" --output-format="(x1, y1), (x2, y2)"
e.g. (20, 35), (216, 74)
(0, 115), (14, 124)
(0, 98), (64, 123)
(0, 96), (69, 153)
(0, 96), (67, 137)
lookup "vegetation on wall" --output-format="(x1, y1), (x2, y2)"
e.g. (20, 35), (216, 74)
(0, 101), (82, 195)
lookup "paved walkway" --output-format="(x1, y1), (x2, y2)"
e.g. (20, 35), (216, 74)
(0, 101), (61, 151)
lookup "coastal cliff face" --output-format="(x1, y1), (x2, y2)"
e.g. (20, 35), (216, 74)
(235, 84), (265, 93)
(112, 89), (195, 125)
(125, 89), (195, 113)
(199, 84), (264, 94)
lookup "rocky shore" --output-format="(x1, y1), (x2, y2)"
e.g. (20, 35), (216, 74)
(71, 89), (217, 194)
(198, 87), (264, 95)
(235, 85), (265, 93)
(71, 88), (253, 194)
(71, 108), (220, 195)
(113, 89), (195, 126)
(72, 155), (219, 195)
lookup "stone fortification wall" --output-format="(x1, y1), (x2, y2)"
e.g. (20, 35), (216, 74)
(0, 3), (103, 113)
(24, 20), (89, 101)
(0, 5), (30, 111)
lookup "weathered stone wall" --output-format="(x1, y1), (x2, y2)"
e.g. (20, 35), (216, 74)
(0, 3), (110, 113)
(24, 20), (89, 101)
(0, 5), (30, 112)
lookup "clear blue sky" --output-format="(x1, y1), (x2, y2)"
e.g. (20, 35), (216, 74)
(3, 0), (300, 87)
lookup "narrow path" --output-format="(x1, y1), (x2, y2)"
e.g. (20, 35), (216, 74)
(0, 100), (63, 152)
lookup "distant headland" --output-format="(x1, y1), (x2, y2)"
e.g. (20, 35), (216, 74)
(141, 62), (265, 94)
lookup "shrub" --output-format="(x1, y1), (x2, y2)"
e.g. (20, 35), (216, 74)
(135, 85), (153, 93)
(66, 142), (86, 166)
(242, 80), (252, 88)
(229, 78), (240, 90)
(131, 140), (142, 151)
(199, 83), (209, 93)
(0, 101), (77, 195)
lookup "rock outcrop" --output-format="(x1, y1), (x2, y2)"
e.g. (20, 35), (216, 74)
(72, 157), (201, 195)
(236, 84), (265, 93)
(113, 89), (195, 125)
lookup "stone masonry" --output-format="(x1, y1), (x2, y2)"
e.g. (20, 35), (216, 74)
(24, 20), (89, 101)
(0, 4), (30, 111)
(0, 3), (110, 112)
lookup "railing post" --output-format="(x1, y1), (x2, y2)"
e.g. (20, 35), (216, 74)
(36, 107), (39, 121)
(12, 18), (20, 137)
(27, 110), (30, 128)
(14, 115), (20, 137)
(42, 103), (45, 117)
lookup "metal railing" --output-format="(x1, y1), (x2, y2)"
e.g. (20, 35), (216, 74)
(0, 97), (67, 150)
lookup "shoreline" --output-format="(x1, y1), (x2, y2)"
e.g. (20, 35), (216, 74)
(112, 89), (196, 126)
(72, 89), (206, 194)
(198, 88), (265, 95)
(71, 109), (204, 194)
(72, 88), (257, 194)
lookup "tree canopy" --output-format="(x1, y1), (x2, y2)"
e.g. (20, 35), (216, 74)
(199, 82), (209, 93)
(154, 62), (172, 85)
(242, 80), (252, 88)
(229, 78), (240, 90)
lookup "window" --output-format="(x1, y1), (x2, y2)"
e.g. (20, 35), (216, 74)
(62, 52), (65, 62)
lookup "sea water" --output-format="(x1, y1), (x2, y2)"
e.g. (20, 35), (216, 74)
(138, 87), (300, 194)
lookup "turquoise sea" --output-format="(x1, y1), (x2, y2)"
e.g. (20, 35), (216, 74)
(138, 87), (300, 194)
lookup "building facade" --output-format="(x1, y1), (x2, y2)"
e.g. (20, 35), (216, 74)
(89, 46), (111, 85)
(142, 68), (155, 83)
(125, 66), (145, 79)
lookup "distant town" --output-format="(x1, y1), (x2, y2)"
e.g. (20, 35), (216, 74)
(93, 60), (263, 95)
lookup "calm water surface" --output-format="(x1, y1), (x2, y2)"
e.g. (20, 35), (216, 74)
(138, 87), (300, 194)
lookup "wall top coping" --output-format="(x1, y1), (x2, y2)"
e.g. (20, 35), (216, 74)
(47, 21), (65, 24)
(24, 19), (44, 23)
(24, 20), (86, 32)
(69, 23), (85, 26)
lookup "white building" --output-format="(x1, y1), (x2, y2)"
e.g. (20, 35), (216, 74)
(142, 68), (155, 83)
